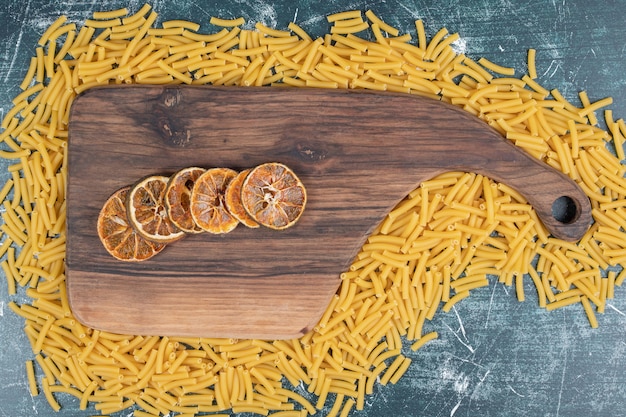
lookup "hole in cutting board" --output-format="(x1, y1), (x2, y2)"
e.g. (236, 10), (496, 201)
(551, 195), (579, 224)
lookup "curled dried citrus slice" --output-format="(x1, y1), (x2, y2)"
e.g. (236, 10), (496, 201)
(241, 162), (306, 230)
(127, 175), (186, 243)
(224, 169), (259, 229)
(97, 187), (166, 261)
(165, 167), (206, 233)
(190, 167), (239, 234)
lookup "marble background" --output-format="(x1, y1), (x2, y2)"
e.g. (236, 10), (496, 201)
(1, 1), (625, 416)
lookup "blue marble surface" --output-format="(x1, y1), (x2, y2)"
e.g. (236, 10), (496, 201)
(1, 1), (626, 416)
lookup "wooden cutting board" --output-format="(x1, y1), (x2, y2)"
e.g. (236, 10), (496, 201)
(66, 86), (591, 340)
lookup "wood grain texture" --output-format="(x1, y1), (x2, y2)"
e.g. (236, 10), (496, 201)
(66, 85), (591, 339)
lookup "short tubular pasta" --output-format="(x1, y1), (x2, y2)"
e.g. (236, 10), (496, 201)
(1, 4), (625, 417)
(210, 16), (245, 27)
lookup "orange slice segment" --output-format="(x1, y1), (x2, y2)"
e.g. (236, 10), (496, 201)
(165, 167), (206, 233)
(241, 162), (307, 230)
(224, 169), (259, 229)
(190, 167), (239, 234)
(127, 175), (186, 243)
(97, 186), (167, 261)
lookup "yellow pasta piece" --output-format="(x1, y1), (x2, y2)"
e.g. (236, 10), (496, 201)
(363, 9), (399, 36)
(41, 378), (61, 411)
(388, 356), (412, 384)
(331, 22), (369, 35)
(85, 18), (122, 28)
(378, 355), (403, 386)
(331, 17), (365, 29)
(210, 16), (245, 27)
(92, 7), (128, 20)
(478, 57), (515, 76)
(327, 10), (361, 22)
(19, 57), (39, 90)
(572, 92), (594, 125)
(526, 48), (538, 79)
(156, 60), (193, 84)
(579, 96), (613, 117)
(38, 15), (67, 45)
(25, 360), (39, 396)
(546, 295), (582, 311)
(162, 19), (200, 32)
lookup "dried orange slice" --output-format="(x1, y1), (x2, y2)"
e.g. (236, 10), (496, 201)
(241, 162), (306, 230)
(190, 167), (239, 234)
(97, 186), (166, 261)
(165, 167), (206, 233)
(224, 169), (259, 229)
(127, 175), (186, 243)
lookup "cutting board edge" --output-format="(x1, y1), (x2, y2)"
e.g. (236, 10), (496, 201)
(65, 267), (339, 340)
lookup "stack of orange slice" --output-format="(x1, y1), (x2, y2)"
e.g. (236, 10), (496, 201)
(97, 162), (306, 261)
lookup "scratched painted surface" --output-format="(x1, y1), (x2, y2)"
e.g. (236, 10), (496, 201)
(1, 1), (626, 416)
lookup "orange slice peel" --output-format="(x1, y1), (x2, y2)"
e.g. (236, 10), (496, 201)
(240, 162), (307, 230)
(224, 169), (260, 229)
(190, 167), (240, 234)
(127, 175), (186, 243)
(97, 186), (167, 261)
(165, 167), (206, 233)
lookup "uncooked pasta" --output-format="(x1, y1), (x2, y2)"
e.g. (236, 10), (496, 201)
(1, 4), (625, 417)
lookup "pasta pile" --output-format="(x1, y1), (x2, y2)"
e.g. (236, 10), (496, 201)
(1, 4), (625, 416)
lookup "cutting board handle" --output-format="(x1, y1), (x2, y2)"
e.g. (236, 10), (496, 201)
(439, 134), (591, 241)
